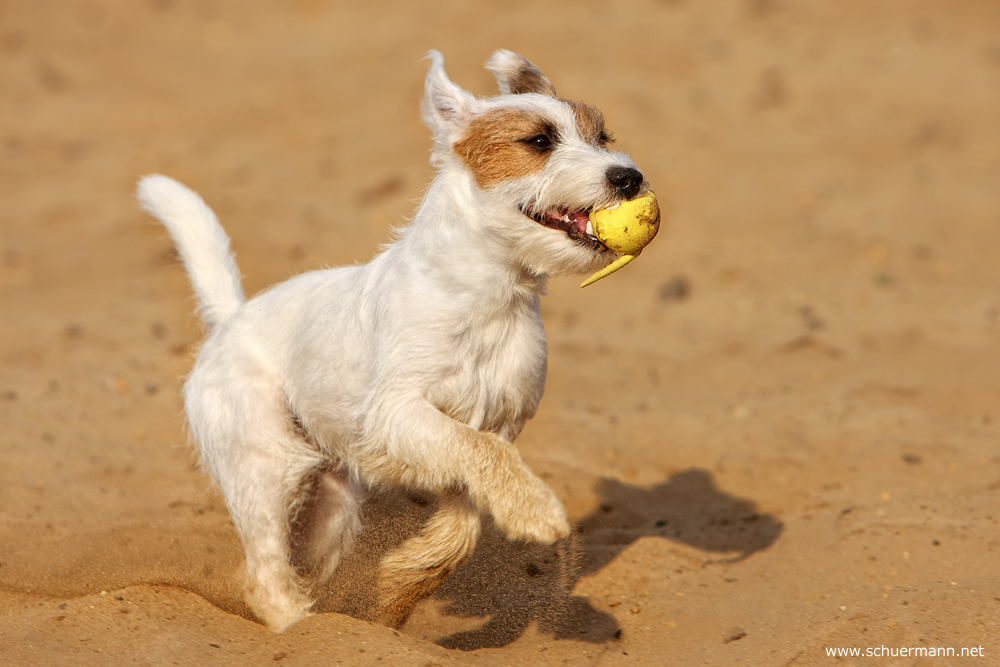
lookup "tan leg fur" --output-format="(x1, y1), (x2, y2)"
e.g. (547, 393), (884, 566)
(375, 492), (481, 628)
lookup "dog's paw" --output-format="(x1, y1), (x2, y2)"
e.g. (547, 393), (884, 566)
(244, 575), (314, 633)
(490, 478), (571, 544)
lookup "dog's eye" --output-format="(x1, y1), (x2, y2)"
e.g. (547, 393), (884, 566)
(523, 134), (553, 151)
(598, 131), (615, 146)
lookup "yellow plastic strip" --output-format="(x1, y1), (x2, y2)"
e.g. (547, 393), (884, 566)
(580, 253), (639, 288)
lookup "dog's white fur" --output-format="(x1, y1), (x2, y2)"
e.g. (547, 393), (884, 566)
(138, 50), (648, 632)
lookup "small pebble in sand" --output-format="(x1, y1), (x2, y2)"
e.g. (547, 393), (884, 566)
(724, 628), (747, 643)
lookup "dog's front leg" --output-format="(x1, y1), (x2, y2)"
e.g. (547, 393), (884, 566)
(363, 399), (570, 544)
(463, 432), (571, 544)
(375, 490), (480, 628)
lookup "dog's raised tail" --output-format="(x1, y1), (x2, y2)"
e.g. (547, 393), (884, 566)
(137, 175), (246, 329)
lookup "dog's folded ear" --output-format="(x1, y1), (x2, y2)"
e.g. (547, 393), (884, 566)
(422, 50), (480, 143)
(486, 49), (556, 97)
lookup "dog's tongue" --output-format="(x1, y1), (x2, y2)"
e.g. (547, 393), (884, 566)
(568, 209), (589, 235)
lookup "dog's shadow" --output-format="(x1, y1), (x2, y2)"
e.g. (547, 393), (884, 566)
(314, 468), (781, 651)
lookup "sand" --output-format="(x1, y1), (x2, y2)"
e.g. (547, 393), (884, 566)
(2, 1), (999, 665)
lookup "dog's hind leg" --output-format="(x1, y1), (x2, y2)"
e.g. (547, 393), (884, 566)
(289, 465), (363, 585)
(222, 445), (326, 632)
(187, 369), (328, 632)
(375, 490), (481, 628)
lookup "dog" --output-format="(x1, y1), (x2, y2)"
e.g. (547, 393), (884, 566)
(137, 49), (652, 632)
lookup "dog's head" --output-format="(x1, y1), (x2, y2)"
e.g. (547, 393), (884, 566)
(423, 50), (650, 278)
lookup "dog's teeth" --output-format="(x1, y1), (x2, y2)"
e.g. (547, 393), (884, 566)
(560, 214), (570, 223)
(586, 220), (594, 237)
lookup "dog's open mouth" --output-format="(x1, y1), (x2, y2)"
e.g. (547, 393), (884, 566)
(519, 205), (607, 250)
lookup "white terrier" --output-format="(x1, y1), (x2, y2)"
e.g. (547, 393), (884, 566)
(138, 49), (651, 632)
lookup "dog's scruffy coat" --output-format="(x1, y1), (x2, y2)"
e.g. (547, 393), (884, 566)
(138, 49), (651, 632)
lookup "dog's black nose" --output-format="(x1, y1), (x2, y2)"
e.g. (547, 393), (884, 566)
(606, 166), (644, 200)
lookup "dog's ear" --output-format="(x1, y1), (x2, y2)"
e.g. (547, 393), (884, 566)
(422, 50), (480, 141)
(486, 50), (557, 97)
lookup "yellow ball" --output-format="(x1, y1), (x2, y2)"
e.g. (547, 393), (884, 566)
(590, 192), (660, 255)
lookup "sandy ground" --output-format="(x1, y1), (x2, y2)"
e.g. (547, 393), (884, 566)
(2, 1), (999, 665)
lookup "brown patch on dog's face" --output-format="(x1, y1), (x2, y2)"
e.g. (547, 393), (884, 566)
(454, 109), (557, 188)
(506, 64), (557, 96)
(567, 101), (613, 148)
